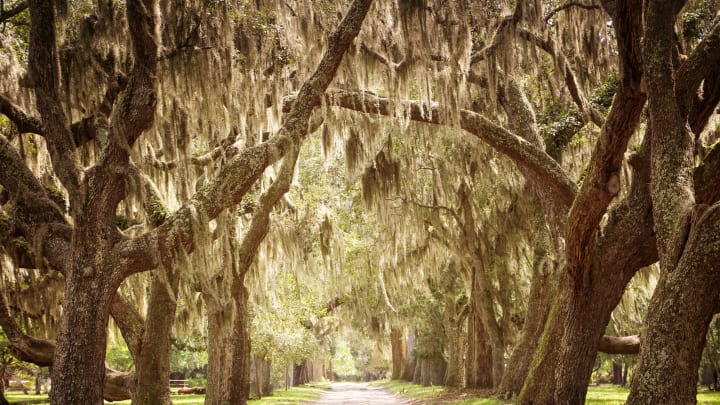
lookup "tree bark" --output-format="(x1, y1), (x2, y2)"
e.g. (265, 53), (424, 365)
(626, 2), (720, 403)
(132, 270), (179, 405)
(443, 322), (464, 387)
(470, 260), (505, 387)
(497, 255), (555, 398)
(49, 273), (120, 405)
(402, 332), (416, 381)
(465, 306), (493, 389)
(627, 205), (720, 404)
(390, 328), (407, 380)
(205, 295), (232, 405)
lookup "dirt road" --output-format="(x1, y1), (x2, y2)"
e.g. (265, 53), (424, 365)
(307, 382), (414, 404)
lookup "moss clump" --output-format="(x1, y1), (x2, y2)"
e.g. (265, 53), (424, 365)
(43, 184), (67, 212)
(115, 214), (142, 230)
(144, 195), (168, 227)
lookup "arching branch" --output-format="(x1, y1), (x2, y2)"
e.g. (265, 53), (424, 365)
(544, 2), (602, 23)
(318, 89), (578, 208)
(115, 0), (374, 277)
(28, 0), (82, 196)
(0, 95), (43, 135)
(564, 0), (645, 280)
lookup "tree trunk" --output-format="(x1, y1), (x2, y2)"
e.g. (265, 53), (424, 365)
(0, 364), (8, 405)
(390, 328), (407, 380)
(497, 260), (555, 398)
(412, 357), (422, 384)
(465, 306), (493, 389)
(402, 332), (416, 381)
(293, 360), (311, 386)
(518, 259), (637, 405)
(612, 360), (622, 385)
(443, 323), (464, 387)
(470, 260), (505, 387)
(249, 355), (272, 399)
(627, 207), (720, 404)
(204, 279), (251, 405)
(49, 272), (117, 405)
(132, 270), (179, 405)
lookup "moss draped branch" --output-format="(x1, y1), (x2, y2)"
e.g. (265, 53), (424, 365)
(564, 0), (645, 280)
(315, 89), (578, 208)
(115, 0), (373, 277)
(27, 0), (82, 197)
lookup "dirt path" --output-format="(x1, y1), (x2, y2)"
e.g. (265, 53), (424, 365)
(307, 382), (414, 404)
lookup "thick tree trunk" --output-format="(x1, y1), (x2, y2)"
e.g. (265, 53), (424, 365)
(465, 307), (493, 389)
(518, 258), (638, 405)
(132, 270), (179, 405)
(390, 328), (407, 380)
(205, 296), (231, 404)
(497, 262), (555, 398)
(204, 279), (251, 405)
(226, 279), (251, 404)
(470, 262), (505, 387)
(426, 356), (446, 386)
(627, 207), (720, 404)
(443, 323), (464, 387)
(249, 355), (272, 399)
(49, 273), (118, 405)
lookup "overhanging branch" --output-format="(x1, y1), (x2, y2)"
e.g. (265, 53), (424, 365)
(322, 89), (578, 208)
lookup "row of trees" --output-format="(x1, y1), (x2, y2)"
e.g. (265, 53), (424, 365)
(1, 0), (720, 404)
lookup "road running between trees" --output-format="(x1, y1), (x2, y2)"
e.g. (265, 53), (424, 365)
(308, 382), (414, 404)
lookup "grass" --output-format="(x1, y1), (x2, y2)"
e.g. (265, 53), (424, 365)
(370, 379), (445, 400)
(585, 385), (720, 404)
(372, 380), (720, 404)
(4, 382), (331, 405)
(6, 392), (50, 404)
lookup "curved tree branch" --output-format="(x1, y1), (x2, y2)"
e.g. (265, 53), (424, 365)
(320, 89), (578, 208)
(676, 15), (720, 115)
(598, 334), (640, 355)
(115, 0), (374, 277)
(0, 95), (43, 134)
(564, 0), (645, 281)
(0, 1), (27, 23)
(28, 0), (82, 197)
(544, 2), (602, 23)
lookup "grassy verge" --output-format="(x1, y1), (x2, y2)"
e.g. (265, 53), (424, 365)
(371, 381), (720, 404)
(585, 385), (720, 405)
(370, 380), (507, 404)
(6, 392), (49, 404)
(370, 379), (445, 400)
(101, 382), (330, 405)
(5, 383), (330, 405)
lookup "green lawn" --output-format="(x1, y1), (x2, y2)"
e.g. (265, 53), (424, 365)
(6, 392), (50, 404)
(5, 383), (330, 405)
(372, 380), (720, 404)
(585, 385), (720, 405)
(370, 379), (446, 400)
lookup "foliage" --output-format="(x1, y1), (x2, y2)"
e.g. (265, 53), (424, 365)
(536, 100), (584, 158)
(589, 74), (619, 113)
(105, 337), (134, 372)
